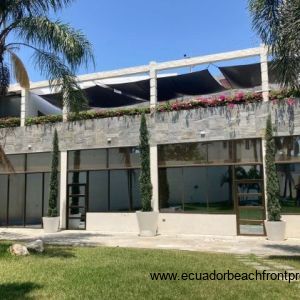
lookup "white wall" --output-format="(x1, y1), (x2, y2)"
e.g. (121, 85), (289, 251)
(86, 212), (237, 236)
(282, 215), (300, 238)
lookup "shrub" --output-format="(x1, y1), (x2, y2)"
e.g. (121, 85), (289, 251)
(48, 129), (59, 217)
(139, 113), (152, 211)
(265, 115), (281, 221)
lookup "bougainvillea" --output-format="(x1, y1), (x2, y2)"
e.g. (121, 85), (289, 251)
(0, 89), (298, 128)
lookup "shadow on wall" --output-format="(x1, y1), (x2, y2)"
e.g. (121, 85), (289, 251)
(0, 282), (42, 300)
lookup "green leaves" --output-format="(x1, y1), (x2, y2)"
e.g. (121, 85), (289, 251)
(139, 113), (153, 212)
(0, 0), (94, 112)
(249, 0), (300, 89)
(48, 128), (59, 217)
(265, 115), (281, 221)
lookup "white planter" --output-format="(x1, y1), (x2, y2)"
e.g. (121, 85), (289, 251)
(265, 220), (286, 241)
(43, 217), (60, 233)
(136, 211), (159, 237)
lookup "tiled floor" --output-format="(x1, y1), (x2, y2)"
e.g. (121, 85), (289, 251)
(1, 228), (300, 256)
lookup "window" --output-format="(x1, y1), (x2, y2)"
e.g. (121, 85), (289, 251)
(27, 152), (52, 172)
(89, 171), (109, 212)
(275, 136), (300, 162)
(8, 174), (25, 226)
(158, 139), (262, 166)
(0, 154), (25, 173)
(68, 149), (107, 170)
(0, 175), (8, 226)
(277, 163), (300, 214)
(159, 166), (234, 213)
(158, 143), (207, 166)
(109, 147), (140, 168)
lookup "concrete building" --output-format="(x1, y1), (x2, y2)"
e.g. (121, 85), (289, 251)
(1, 46), (300, 238)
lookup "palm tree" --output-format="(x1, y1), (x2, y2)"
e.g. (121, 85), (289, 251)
(0, 0), (94, 111)
(249, 0), (300, 89)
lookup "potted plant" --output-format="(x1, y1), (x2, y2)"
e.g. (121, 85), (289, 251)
(136, 113), (159, 236)
(264, 115), (286, 240)
(43, 129), (60, 233)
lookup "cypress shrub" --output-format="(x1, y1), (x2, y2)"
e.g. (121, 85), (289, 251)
(48, 129), (59, 217)
(265, 115), (282, 221)
(139, 113), (152, 211)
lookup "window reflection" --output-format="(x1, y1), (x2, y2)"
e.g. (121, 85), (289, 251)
(159, 166), (234, 213)
(277, 163), (300, 213)
(275, 137), (300, 162)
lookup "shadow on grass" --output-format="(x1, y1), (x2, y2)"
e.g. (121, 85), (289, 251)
(268, 255), (300, 262)
(264, 244), (300, 254)
(36, 246), (76, 259)
(0, 282), (41, 299)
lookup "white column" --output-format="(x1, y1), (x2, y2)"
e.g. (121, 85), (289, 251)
(149, 61), (157, 109)
(150, 145), (159, 212)
(20, 88), (29, 126)
(59, 151), (68, 229)
(62, 104), (69, 122)
(260, 44), (269, 102)
(261, 137), (268, 220)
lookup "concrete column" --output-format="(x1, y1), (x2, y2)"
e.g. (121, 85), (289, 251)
(261, 137), (268, 220)
(150, 145), (159, 212)
(62, 104), (69, 122)
(20, 88), (29, 126)
(260, 44), (269, 102)
(59, 151), (68, 229)
(149, 61), (157, 109)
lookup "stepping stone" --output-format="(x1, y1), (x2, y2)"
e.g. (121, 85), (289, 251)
(270, 265), (295, 270)
(255, 266), (271, 271)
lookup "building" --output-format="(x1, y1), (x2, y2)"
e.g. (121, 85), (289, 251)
(1, 46), (300, 238)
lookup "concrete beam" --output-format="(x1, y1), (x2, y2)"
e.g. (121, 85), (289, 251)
(260, 44), (269, 102)
(8, 47), (262, 93)
(59, 151), (68, 229)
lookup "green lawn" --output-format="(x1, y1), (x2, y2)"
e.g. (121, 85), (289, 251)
(0, 243), (298, 299)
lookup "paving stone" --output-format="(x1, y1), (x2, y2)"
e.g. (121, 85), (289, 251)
(255, 266), (271, 271)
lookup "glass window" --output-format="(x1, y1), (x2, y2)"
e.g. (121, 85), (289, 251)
(68, 149), (107, 170)
(27, 152), (53, 172)
(207, 141), (234, 164)
(0, 154), (25, 173)
(207, 166), (234, 213)
(26, 173), (43, 227)
(235, 139), (262, 163)
(158, 143), (207, 166)
(159, 168), (183, 212)
(0, 175), (8, 226)
(68, 172), (87, 184)
(277, 163), (300, 214)
(88, 171), (109, 212)
(110, 170), (130, 211)
(131, 169), (142, 211)
(109, 147), (140, 168)
(182, 167), (207, 212)
(8, 174), (25, 226)
(235, 165), (263, 180)
(275, 136), (300, 162)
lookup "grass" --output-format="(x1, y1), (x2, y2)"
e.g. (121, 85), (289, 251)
(0, 242), (298, 300)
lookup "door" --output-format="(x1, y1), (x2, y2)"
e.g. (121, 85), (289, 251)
(234, 165), (266, 236)
(67, 171), (88, 230)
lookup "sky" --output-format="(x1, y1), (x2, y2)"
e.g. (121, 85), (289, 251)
(15, 0), (260, 82)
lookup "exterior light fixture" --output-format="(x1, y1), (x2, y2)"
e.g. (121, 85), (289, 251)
(200, 131), (206, 138)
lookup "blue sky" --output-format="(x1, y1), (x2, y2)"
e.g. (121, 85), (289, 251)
(16, 0), (260, 81)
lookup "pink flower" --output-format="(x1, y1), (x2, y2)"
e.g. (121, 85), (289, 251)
(287, 98), (296, 106)
(227, 103), (235, 109)
(219, 95), (226, 101)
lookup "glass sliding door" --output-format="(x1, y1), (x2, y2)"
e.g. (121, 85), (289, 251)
(25, 173), (43, 228)
(8, 174), (25, 226)
(0, 175), (8, 226)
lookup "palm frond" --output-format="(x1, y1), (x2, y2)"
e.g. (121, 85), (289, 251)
(7, 49), (30, 89)
(0, 60), (10, 96)
(16, 17), (94, 70)
(32, 49), (88, 112)
(249, 0), (300, 89)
